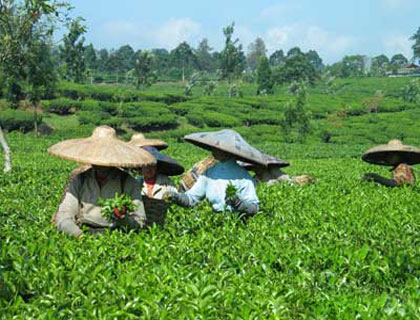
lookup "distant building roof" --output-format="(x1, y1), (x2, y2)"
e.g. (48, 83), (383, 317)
(405, 63), (420, 69)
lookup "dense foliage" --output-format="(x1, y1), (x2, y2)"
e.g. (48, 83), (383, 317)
(0, 130), (419, 318)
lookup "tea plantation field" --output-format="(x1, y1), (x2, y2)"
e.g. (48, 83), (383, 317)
(0, 129), (419, 318)
(1, 76), (420, 318)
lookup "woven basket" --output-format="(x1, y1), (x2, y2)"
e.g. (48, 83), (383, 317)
(143, 196), (168, 227)
(179, 156), (217, 192)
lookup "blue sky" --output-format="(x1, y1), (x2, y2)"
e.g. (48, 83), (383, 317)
(66, 0), (420, 64)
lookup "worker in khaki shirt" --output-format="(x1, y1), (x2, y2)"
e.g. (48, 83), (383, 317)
(361, 140), (419, 187)
(48, 126), (156, 237)
(55, 166), (147, 237)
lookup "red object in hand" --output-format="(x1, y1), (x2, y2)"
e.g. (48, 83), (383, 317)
(113, 207), (124, 219)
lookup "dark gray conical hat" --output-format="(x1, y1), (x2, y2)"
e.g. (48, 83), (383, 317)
(362, 139), (420, 166)
(142, 146), (184, 176)
(238, 153), (290, 170)
(184, 129), (267, 166)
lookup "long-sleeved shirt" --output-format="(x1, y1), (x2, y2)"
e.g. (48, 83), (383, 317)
(55, 167), (146, 237)
(185, 159), (259, 212)
(137, 173), (177, 200)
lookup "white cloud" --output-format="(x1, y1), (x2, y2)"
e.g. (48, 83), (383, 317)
(96, 18), (203, 50)
(155, 18), (202, 49)
(383, 34), (412, 58)
(264, 24), (356, 63)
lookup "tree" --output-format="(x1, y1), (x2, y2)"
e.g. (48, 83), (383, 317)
(0, 0), (69, 171)
(273, 53), (318, 84)
(133, 50), (154, 89)
(220, 22), (246, 81)
(325, 62), (344, 78)
(401, 79), (420, 103)
(150, 48), (170, 78)
(247, 37), (267, 71)
(341, 55), (365, 77)
(170, 41), (197, 82)
(410, 27), (420, 63)
(115, 45), (135, 73)
(281, 82), (311, 143)
(196, 38), (216, 72)
(256, 56), (274, 95)
(305, 50), (324, 73)
(60, 17), (87, 83)
(390, 53), (408, 66)
(269, 50), (285, 66)
(26, 39), (57, 134)
(287, 47), (303, 58)
(371, 55), (389, 76)
(97, 48), (109, 72)
(84, 43), (97, 71)
(0, 0), (66, 105)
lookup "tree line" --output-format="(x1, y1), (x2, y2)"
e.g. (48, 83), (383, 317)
(1, 0), (420, 103)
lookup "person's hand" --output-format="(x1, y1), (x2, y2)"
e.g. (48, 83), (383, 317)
(362, 173), (376, 182)
(113, 205), (127, 219)
(163, 191), (190, 207)
(163, 191), (177, 203)
(226, 195), (241, 209)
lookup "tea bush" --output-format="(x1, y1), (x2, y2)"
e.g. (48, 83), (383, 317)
(0, 133), (418, 318)
(126, 114), (178, 132)
(0, 109), (39, 132)
(186, 110), (242, 128)
(57, 82), (187, 104)
(77, 110), (111, 125)
(41, 98), (77, 115)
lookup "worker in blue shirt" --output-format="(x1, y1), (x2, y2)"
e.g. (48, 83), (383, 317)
(166, 129), (265, 216)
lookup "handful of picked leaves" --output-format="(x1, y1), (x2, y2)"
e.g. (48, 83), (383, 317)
(225, 182), (238, 204)
(98, 193), (138, 222)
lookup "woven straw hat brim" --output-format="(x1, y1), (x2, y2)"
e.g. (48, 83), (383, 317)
(362, 142), (420, 166)
(362, 149), (420, 166)
(48, 137), (156, 168)
(184, 130), (267, 166)
(142, 146), (184, 176)
(129, 135), (168, 150)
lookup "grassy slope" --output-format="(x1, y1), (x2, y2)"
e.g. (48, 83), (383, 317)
(1, 77), (419, 318)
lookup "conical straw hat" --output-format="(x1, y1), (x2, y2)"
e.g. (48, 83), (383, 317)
(142, 146), (185, 176)
(238, 153), (290, 170)
(362, 139), (420, 166)
(48, 126), (156, 168)
(129, 133), (168, 150)
(184, 129), (268, 166)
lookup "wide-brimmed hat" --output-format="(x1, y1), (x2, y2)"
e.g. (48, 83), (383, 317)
(184, 129), (267, 166)
(142, 146), (184, 176)
(238, 153), (290, 170)
(48, 126), (156, 168)
(362, 139), (420, 166)
(129, 133), (168, 150)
